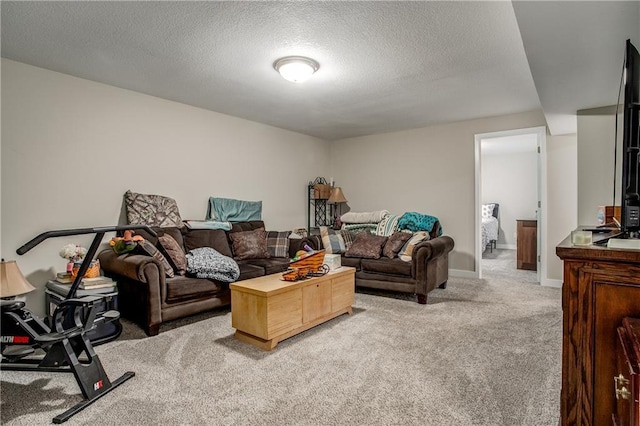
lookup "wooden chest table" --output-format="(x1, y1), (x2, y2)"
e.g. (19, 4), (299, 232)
(230, 267), (355, 350)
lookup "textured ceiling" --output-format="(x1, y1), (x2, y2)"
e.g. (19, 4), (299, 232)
(1, 2), (638, 140)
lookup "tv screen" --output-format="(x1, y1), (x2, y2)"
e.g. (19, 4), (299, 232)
(621, 39), (640, 235)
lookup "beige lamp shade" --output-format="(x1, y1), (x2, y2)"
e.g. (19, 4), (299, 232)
(328, 187), (348, 204)
(0, 260), (36, 298)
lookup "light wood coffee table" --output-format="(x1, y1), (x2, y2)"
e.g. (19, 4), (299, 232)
(230, 267), (355, 350)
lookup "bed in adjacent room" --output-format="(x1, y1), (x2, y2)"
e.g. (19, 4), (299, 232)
(482, 203), (499, 253)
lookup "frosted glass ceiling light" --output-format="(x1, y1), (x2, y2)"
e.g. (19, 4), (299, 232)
(274, 56), (319, 83)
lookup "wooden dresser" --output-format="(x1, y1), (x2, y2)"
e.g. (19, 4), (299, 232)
(614, 317), (640, 426)
(517, 219), (537, 270)
(556, 233), (640, 426)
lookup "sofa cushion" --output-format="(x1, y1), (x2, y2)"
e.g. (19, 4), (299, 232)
(383, 231), (413, 259)
(340, 256), (362, 270)
(183, 229), (233, 258)
(361, 258), (412, 277)
(165, 276), (224, 302)
(245, 258), (291, 275)
(320, 226), (346, 254)
(229, 228), (270, 260)
(345, 232), (388, 259)
(124, 190), (183, 228)
(230, 221), (266, 234)
(135, 226), (184, 249)
(398, 231), (429, 262)
(157, 234), (188, 275)
(137, 240), (174, 278)
(266, 231), (291, 258)
(236, 262), (266, 280)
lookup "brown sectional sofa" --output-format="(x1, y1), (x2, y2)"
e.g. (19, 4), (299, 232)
(308, 223), (454, 304)
(98, 221), (310, 336)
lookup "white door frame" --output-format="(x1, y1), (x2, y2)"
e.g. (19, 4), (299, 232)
(474, 126), (547, 283)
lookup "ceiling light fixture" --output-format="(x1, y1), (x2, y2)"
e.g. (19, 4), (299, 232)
(273, 56), (319, 83)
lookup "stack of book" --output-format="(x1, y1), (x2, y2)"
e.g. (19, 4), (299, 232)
(54, 272), (73, 284)
(53, 272), (116, 290)
(78, 276), (116, 290)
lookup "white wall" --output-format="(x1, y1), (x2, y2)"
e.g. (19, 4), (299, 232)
(547, 133), (578, 281)
(577, 106), (621, 225)
(1, 59), (329, 315)
(481, 145), (538, 248)
(329, 110), (577, 284)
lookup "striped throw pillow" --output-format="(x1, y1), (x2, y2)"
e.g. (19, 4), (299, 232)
(320, 226), (346, 254)
(398, 232), (429, 262)
(266, 231), (291, 258)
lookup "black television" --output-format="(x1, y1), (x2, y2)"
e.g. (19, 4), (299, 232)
(620, 39), (640, 236)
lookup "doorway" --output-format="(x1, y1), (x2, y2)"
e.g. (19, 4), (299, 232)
(474, 126), (546, 283)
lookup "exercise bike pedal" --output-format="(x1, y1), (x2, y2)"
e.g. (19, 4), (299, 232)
(101, 310), (120, 322)
(2, 345), (35, 360)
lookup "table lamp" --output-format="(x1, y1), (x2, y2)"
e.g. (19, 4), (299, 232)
(328, 187), (348, 229)
(1, 259), (36, 299)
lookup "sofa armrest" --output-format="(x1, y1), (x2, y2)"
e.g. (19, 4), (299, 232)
(412, 236), (454, 265)
(411, 236), (455, 291)
(288, 237), (315, 258)
(97, 249), (164, 285)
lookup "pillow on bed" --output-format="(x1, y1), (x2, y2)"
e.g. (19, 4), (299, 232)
(481, 204), (495, 219)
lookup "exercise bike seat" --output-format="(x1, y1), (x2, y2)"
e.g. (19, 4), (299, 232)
(0, 300), (26, 312)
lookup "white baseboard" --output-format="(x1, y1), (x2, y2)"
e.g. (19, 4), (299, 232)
(496, 244), (516, 250)
(449, 269), (479, 279)
(541, 278), (562, 288)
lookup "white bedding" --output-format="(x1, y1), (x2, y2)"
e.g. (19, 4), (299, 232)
(481, 216), (499, 252)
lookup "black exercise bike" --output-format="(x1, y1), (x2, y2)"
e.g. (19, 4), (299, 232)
(1, 225), (155, 424)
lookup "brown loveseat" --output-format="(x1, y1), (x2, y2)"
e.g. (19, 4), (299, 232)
(308, 223), (454, 304)
(98, 221), (310, 336)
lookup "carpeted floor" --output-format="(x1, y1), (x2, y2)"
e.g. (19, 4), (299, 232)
(1, 270), (561, 425)
(482, 249), (537, 284)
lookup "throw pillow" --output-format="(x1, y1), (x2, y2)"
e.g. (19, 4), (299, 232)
(124, 190), (183, 228)
(344, 232), (388, 259)
(137, 240), (175, 278)
(398, 231), (429, 262)
(482, 204), (495, 219)
(382, 231), (414, 259)
(320, 226), (346, 254)
(229, 228), (270, 260)
(266, 230), (291, 258)
(340, 229), (355, 250)
(157, 234), (188, 275)
(376, 214), (400, 236)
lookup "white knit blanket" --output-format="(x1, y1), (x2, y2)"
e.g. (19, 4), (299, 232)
(340, 210), (390, 224)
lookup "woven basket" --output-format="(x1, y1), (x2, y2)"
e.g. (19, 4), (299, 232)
(290, 250), (326, 271)
(313, 184), (332, 200)
(71, 259), (101, 279)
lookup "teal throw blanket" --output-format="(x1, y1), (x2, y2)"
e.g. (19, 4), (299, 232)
(398, 212), (443, 236)
(206, 197), (262, 222)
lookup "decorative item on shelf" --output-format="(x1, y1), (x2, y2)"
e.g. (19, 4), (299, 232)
(328, 187), (348, 229)
(59, 243), (88, 274)
(312, 177), (332, 200)
(71, 259), (101, 280)
(0, 259), (36, 299)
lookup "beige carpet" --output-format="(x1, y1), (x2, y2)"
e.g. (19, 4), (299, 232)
(1, 271), (561, 425)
